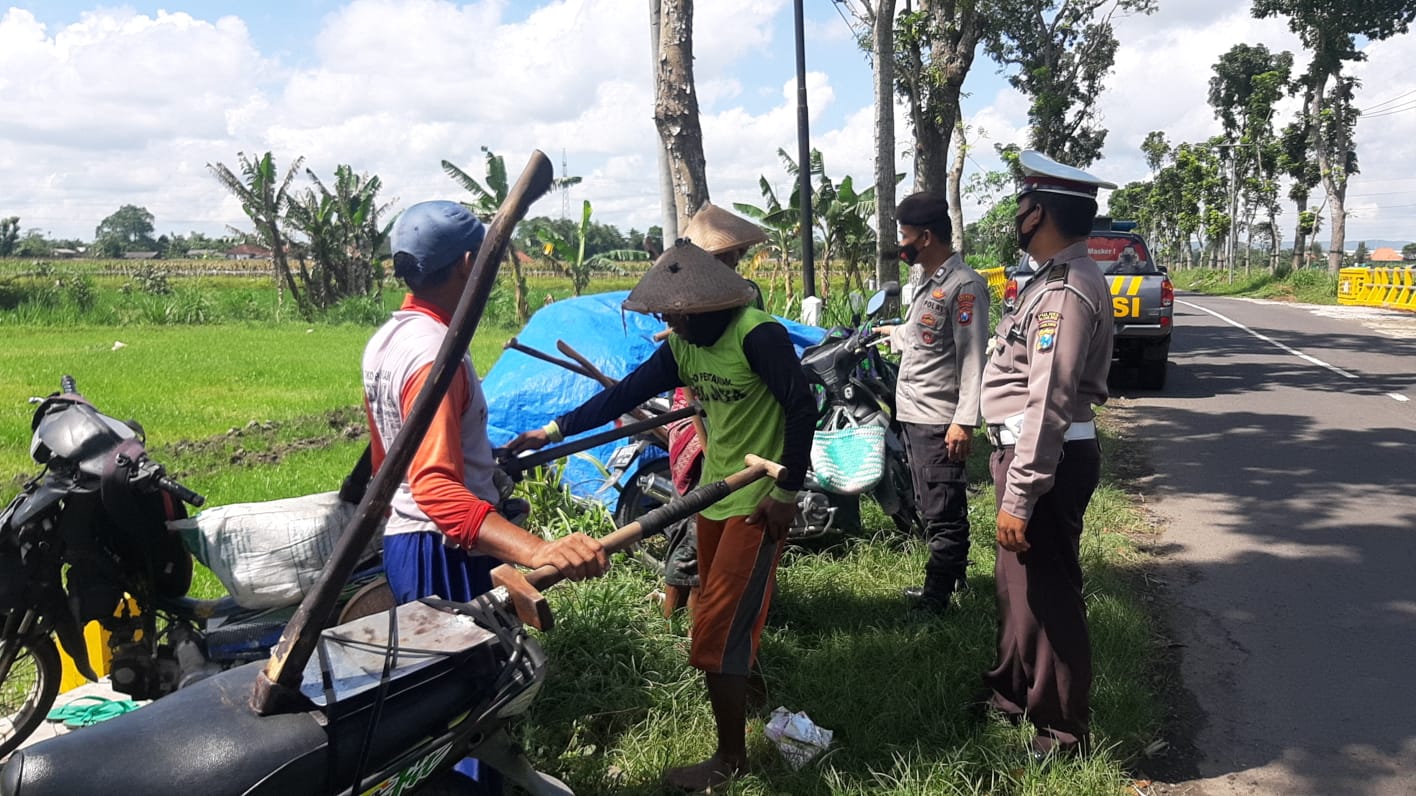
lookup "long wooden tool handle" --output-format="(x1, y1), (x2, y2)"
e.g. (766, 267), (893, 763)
(555, 339), (618, 388)
(253, 151), (556, 715)
(504, 336), (595, 380)
(525, 454), (784, 592)
(555, 339), (670, 445)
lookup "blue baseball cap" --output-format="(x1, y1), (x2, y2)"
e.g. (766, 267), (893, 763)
(390, 201), (486, 286)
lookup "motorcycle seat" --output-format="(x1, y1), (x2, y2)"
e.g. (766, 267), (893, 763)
(0, 662), (327, 796)
(2, 603), (514, 796)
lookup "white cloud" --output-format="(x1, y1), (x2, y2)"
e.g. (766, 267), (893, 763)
(5, 0), (1415, 249)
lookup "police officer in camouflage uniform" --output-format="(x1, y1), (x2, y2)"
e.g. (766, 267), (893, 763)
(877, 192), (990, 612)
(979, 151), (1116, 760)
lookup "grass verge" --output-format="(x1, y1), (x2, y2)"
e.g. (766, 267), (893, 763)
(0, 287), (1167, 793)
(523, 417), (1165, 795)
(1168, 267), (1338, 304)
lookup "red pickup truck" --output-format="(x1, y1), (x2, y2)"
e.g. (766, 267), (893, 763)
(1005, 219), (1174, 389)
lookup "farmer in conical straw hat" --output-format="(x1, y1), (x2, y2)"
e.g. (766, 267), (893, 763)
(683, 200), (769, 309)
(507, 240), (816, 792)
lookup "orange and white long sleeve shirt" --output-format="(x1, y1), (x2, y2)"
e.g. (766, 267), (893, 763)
(362, 295), (499, 548)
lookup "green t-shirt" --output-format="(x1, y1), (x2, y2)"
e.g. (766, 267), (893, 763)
(669, 306), (785, 520)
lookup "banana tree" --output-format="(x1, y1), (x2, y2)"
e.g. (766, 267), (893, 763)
(536, 200), (648, 297)
(444, 148), (582, 323)
(734, 176), (798, 313)
(208, 152), (307, 318)
(284, 165), (393, 310)
(761, 148), (879, 304)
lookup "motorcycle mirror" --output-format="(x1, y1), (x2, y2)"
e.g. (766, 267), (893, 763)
(866, 290), (888, 317)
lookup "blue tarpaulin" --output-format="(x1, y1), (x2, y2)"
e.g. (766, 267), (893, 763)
(483, 291), (824, 510)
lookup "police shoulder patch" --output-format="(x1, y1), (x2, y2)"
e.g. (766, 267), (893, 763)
(1035, 320), (1059, 352)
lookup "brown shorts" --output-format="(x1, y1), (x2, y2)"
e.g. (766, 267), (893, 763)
(688, 514), (786, 676)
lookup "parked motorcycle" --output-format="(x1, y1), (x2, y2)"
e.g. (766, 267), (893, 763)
(0, 405), (776, 795)
(0, 377), (383, 758)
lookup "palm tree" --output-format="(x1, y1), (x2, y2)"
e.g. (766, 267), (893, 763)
(208, 152), (307, 318)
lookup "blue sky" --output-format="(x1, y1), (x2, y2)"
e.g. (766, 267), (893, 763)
(3, 1), (1413, 246)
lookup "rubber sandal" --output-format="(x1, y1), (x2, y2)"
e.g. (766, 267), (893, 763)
(45, 695), (113, 724)
(45, 696), (142, 729)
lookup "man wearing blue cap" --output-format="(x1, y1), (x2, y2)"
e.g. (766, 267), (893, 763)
(362, 200), (609, 790)
(977, 152), (1116, 762)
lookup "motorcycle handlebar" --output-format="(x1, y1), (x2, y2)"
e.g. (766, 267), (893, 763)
(157, 475), (206, 508)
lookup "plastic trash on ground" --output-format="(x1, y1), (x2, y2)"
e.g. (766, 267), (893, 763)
(764, 706), (833, 769)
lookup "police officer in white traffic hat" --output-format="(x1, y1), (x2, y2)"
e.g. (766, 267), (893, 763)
(975, 150), (1116, 762)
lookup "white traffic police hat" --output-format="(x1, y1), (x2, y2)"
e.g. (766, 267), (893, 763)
(1017, 150), (1117, 199)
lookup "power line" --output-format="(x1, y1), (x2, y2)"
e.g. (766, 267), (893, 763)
(1361, 101), (1416, 120)
(1359, 87), (1416, 114)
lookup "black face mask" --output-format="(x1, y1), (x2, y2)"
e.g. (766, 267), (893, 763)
(899, 231), (927, 266)
(669, 308), (738, 347)
(1015, 204), (1040, 253)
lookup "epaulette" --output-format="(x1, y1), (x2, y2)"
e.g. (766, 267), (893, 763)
(1046, 262), (1070, 283)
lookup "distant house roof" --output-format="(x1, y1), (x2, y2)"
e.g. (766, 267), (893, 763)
(123, 251), (159, 259)
(226, 244), (273, 258)
(1370, 247), (1403, 262)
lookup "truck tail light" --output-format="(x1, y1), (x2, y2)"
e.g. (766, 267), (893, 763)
(1004, 279), (1018, 305)
(1160, 278), (1174, 307)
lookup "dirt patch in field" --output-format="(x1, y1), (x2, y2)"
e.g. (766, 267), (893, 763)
(158, 406), (367, 475)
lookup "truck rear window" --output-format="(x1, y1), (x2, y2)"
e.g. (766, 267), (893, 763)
(1088, 234), (1156, 275)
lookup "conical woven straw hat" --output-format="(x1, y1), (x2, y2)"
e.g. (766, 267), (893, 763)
(622, 239), (757, 314)
(682, 202), (768, 256)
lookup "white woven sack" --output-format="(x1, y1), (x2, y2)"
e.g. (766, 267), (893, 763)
(171, 491), (382, 609)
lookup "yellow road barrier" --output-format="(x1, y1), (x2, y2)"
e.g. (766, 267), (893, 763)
(1343, 267), (1416, 311)
(979, 267), (1006, 301)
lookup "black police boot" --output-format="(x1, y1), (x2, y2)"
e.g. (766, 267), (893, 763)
(903, 572), (965, 614)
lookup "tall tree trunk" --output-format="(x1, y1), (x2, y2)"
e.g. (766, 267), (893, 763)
(654, 0), (709, 231)
(1290, 194), (1307, 273)
(1327, 193), (1347, 273)
(1268, 207), (1280, 274)
(1306, 66), (1349, 275)
(649, 0), (679, 243)
(871, 0), (899, 287)
(947, 121), (966, 253)
(896, 1), (982, 195)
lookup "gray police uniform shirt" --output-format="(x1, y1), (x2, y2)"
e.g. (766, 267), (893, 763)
(980, 240), (1115, 520)
(889, 253), (991, 427)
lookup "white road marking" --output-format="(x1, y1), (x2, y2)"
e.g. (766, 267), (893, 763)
(1389, 393), (1410, 402)
(1177, 299), (1360, 380)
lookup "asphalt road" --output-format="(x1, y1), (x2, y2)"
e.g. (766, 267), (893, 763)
(1110, 294), (1416, 796)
